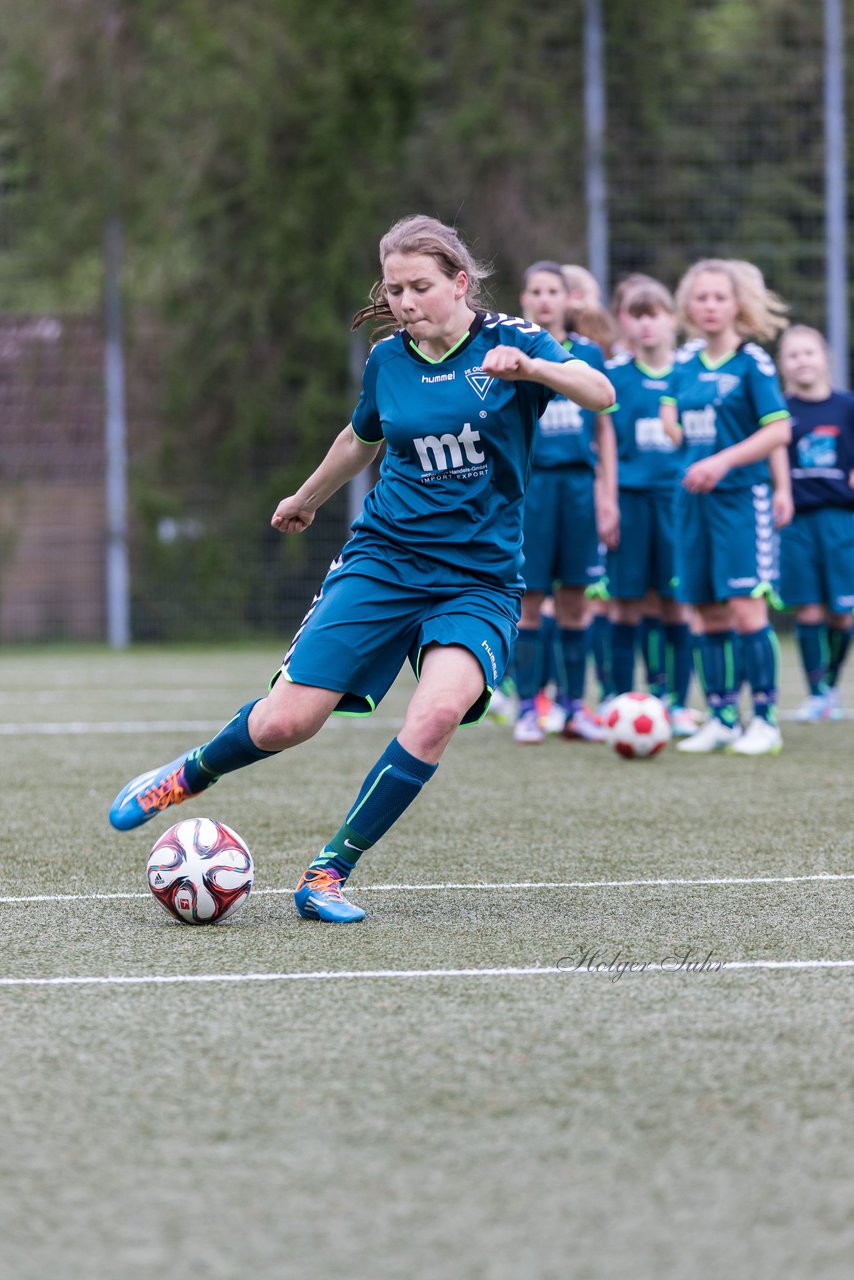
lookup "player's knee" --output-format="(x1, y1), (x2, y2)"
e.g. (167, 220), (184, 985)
(249, 700), (322, 752)
(405, 696), (467, 751)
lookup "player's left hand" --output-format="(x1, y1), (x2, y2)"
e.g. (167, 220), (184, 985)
(481, 345), (536, 381)
(682, 455), (729, 493)
(772, 488), (794, 529)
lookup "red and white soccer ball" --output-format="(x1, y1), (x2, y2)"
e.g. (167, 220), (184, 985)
(147, 817), (254, 924)
(604, 692), (672, 759)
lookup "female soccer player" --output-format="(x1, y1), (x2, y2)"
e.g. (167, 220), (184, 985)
(661, 258), (792, 755)
(510, 260), (615, 744)
(777, 325), (854, 720)
(109, 215), (614, 922)
(601, 278), (696, 735)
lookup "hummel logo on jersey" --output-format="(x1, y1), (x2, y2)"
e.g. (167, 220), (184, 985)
(465, 367), (495, 401)
(421, 371), (456, 384)
(414, 422), (486, 473)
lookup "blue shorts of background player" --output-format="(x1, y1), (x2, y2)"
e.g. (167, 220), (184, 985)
(607, 488), (677, 601)
(522, 467), (604, 593)
(674, 484), (778, 606)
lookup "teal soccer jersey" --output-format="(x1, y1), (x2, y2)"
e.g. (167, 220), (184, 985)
(604, 354), (679, 490)
(530, 334), (605, 470)
(662, 342), (789, 489)
(350, 311), (574, 590)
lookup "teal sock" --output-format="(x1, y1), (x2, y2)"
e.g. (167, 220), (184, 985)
(513, 626), (542, 701)
(588, 614), (614, 698)
(796, 621), (828, 695)
(640, 616), (666, 698)
(183, 699), (279, 792)
(318, 738), (438, 869)
(664, 623), (692, 707)
(741, 625), (780, 722)
(611, 622), (638, 694)
(696, 632), (739, 726)
(827, 624), (852, 688)
(557, 626), (587, 708)
(539, 613), (559, 690)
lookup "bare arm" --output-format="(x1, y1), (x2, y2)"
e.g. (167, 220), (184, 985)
(682, 417), (792, 494)
(480, 346), (615, 411)
(660, 400), (682, 445)
(271, 425), (382, 534)
(594, 413), (620, 549)
(768, 443), (794, 529)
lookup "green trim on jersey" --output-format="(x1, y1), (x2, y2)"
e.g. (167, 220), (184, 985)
(412, 329), (471, 365)
(635, 360), (673, 380)
(699, 349), (737, 371)
(758, 409), (790, 426)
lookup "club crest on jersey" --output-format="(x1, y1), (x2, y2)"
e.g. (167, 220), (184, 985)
(716, 373), (740, 398)
(465, 366), (495, 401)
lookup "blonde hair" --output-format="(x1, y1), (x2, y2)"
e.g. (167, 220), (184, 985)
(611, 272), (658, 317)
(675, 258), (789, 343)
(778, 324), (833, 393)
(560, 262), (616, 356)
(352, 215), (492, 334)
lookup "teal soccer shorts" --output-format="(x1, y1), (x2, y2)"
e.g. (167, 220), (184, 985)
(607, 487), (677, 600)
(277, 559), (519, 724)
(521, 467), (605, 592)
(779, 507), (854, 612)
(674, 483), (778, 604)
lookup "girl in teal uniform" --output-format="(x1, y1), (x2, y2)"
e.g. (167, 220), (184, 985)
(109, 216), (614, 922)
(661, 259), (792, 756)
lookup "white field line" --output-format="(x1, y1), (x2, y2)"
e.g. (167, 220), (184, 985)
(2, 872), (853, 905)
(1, 958), (854, 989)
(0, 717), (405, 735)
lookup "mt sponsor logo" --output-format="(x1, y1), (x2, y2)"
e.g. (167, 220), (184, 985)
(413, 422), (486, 476)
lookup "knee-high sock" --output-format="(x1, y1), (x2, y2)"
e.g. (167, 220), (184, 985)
(513, 626), (542, 702)
(827, 624), (852, 689)
(557, 626), (588, 709)
(695, 631), (740, 726)
(183, 699), (279, 791)
(664, 622), (692, 707)
(796, 621), (828, 695)
(640, 616), (666, 698)
(588, 613), (614, 699)
(610, 622), (638, 694)
(740, 625), (780, 722)
(311, 737), (438, 878)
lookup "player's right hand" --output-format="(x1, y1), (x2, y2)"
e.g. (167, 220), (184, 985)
(271, 497), (315, 534)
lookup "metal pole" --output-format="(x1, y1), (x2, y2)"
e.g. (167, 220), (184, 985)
(584, 0), (609, 298)
(824, 0), (849, 388)
(104, 215), (131, 646)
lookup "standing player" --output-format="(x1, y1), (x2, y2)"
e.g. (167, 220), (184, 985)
(601, 279), (696, 734)
(777, 325), (854, 719)
(661, 258), (792, 755)
(108, 215), (614, 922)
(511, 260), (616, 744)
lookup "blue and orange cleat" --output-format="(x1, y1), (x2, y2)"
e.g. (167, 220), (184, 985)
(294, 865), (365, 923)
(109, 749), (212, 831)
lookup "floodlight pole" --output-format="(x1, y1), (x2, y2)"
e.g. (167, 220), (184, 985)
(824, 0), (849, 388)
(104, 214), (131, 647)
(584, 0), (609, 298)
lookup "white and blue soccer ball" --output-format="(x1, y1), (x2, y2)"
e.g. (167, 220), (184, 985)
(604, 692), (672, 759)
(147, 817), (254, 924)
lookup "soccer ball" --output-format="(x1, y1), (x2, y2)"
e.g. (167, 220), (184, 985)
(147, 817), (254, 924)
(604, 692), (672, 759)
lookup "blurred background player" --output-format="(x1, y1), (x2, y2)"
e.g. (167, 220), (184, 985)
(600, 278), (697, 735)
(510, 260), (616, 744)
(777, 324), (854, 720)
(661, 258), (792, 755)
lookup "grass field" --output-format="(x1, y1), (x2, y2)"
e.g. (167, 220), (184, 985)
(1, 642), (853, 1280)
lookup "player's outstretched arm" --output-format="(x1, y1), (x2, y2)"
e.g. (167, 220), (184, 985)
(481, 345), (615, 411)
(271, 425), (382, 534)
(683, 417), (792, 494)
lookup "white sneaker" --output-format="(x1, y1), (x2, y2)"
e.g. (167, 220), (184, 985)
(542, 702), (568, 734)
(825, 687), (843, 721)
(727, 717), (782, 755)
(676, 717), (742, 753)
(670, 706), (701, 737)
(562, 706), (606, 742)
(488, 686), (516, 724)
(513, 708), (545, 744)
(795, 693), (830, 723)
